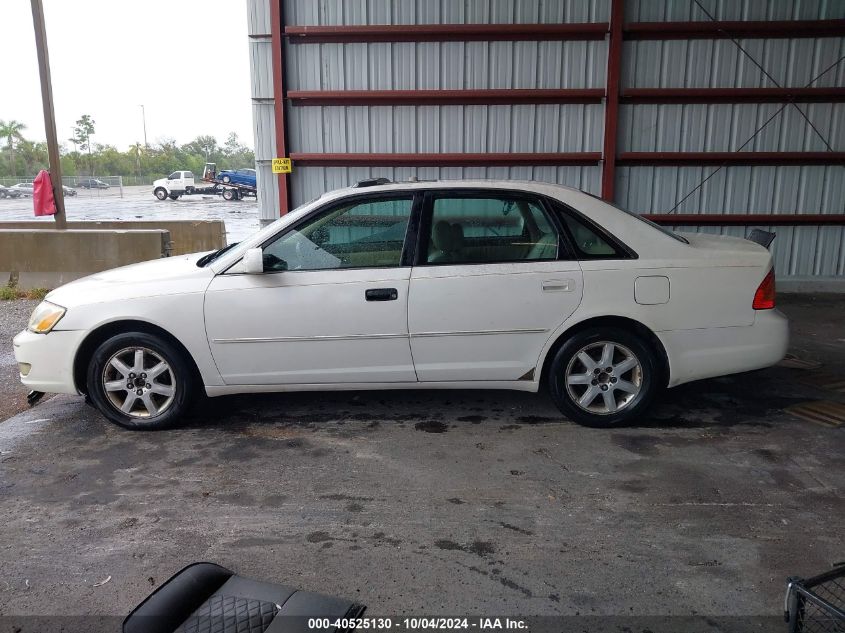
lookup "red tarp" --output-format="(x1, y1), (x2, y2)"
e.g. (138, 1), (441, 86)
(32, 169), (57, 217)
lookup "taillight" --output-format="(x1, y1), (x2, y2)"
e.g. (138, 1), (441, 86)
(753, 268), (776, 310)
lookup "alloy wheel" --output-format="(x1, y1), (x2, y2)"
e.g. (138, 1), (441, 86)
(564, 341), (643, 415)
(102, 347), (177, 418)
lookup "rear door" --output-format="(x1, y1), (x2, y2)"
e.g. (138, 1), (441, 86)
(408, 190), (584, 382)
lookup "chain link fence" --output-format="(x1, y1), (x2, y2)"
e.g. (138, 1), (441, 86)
(0, 176), (124, 198)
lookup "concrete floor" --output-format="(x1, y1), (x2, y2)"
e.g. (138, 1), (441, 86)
(0, 295), (842, 627)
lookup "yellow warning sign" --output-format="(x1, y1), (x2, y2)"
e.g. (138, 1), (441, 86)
(272, 158), (292, 174)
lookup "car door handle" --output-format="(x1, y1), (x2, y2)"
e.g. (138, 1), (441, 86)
(542, 279), (574, 292)
(365, 288), (398, 301)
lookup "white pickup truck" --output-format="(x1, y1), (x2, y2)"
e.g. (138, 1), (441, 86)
(152, 171), (197, 200)
(152, 163), (257, 201)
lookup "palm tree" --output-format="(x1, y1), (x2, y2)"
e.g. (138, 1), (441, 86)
(128, 142), (144, 178)
(0, 119), (27, 178)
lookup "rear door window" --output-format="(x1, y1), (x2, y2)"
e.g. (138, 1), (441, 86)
(424, 194), (559, 264)
(559, 213), (619, 257)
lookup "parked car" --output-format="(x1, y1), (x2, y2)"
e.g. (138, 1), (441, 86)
(217, 168), (256, 188)
(13, 180), (788, 431)
(76, 178), (110, 189)
(63, 185), (77, 197)
(8, 182), (34, 197)
(0, 184), (22, 198)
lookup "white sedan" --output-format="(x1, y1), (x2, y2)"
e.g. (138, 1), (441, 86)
(13, 180), (788, 430)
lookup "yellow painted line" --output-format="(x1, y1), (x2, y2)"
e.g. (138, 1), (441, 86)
(785, 401), (845, 428)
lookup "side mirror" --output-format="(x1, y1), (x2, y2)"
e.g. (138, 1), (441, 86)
(243, 247), (264, 274)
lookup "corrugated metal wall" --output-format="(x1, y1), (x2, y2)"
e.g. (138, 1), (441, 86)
(250, 0), (845, 282)
(283, 0), (609, 206)
(620, 0), (845, 280)
(247, 0), (279, 222)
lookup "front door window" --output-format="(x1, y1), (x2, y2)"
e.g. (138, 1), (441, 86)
(262, 197), (414, 272)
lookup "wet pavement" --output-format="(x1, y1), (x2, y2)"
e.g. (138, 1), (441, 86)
(0, 295), (842, 623)
(0, 185), (262, 243)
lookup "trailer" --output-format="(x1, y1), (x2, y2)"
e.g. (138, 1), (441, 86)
(151, 163), (257, 201)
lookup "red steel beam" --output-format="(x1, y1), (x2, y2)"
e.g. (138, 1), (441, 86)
(625, 18), (845, 40)
(269, 0), (290, 216)
(647, 213), (845, 226)
(618, 152), (845, 166)
(289, 152), (602, 167)
(288, 89), (605, 106)
(601, 0), (624, 201)
(284, 23), (609, 44)
(622, 87), (845, 104)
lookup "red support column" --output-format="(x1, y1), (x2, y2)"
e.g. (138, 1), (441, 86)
(601, 0), (624, 201)
(270, 0), (290, 216)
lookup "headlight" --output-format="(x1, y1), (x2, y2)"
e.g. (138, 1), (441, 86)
(27, 301), (66, 334)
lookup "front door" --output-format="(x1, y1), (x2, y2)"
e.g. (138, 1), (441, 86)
(204, 194), (419, 385)
(408, 191), (584, 382)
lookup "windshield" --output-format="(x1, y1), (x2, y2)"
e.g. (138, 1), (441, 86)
(198, 195), (327, 267)
(623, 207), (689, 244)
(584, 192), (689, 244)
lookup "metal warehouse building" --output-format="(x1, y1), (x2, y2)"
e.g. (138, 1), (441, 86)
(246, 0), (845, 290)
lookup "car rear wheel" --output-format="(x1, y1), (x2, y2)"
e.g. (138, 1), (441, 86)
(86, 332), (196, 430)
(221, 175), (231, 183)
(154, 187), (168, 201)
(222, 188), (239, 201)
(548, 326), (661, 428)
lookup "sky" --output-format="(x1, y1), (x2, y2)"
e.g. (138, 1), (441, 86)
(1, 0), (254, 151)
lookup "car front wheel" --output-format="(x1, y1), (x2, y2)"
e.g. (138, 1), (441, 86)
(86, 332), (196, 430)
(154, 187), (168, 200)
(548, 326), (661, 428)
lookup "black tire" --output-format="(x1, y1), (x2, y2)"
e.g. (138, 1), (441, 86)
(547, 326), (661, 428)
(222, 188), (236, 201)
(154, 187), (168, 201)
(86, 332), (196, 430)
(168, 194), (180, 200)
(222, 175), (231, 183)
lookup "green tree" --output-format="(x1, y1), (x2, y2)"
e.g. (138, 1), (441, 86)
(128, 142), (145, 177)
(222, 132), (253, 169)
(70, 114), (96, 175)
(183, 135), (219, 161)
(16, 140), (48, 175)
(0, 122), (254, 181)
(0, 119), (27, 178)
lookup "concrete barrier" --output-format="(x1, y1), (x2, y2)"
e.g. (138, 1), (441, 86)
(0, 220), (226, 255)
(0, 229), (171, 289)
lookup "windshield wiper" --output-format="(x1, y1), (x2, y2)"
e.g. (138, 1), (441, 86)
(197, 242), (239, 267)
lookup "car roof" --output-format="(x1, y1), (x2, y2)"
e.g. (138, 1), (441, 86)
(321, 179), (598, 208)
(210, 179), (697, 273)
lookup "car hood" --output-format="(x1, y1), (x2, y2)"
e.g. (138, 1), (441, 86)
(47, 252), (215, 308)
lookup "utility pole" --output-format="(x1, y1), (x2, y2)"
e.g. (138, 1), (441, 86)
(140, 105), (148, 147)
(31, 0), (66, 229)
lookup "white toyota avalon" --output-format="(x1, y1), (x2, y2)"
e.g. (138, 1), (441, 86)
(13, 180), (788, 430)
